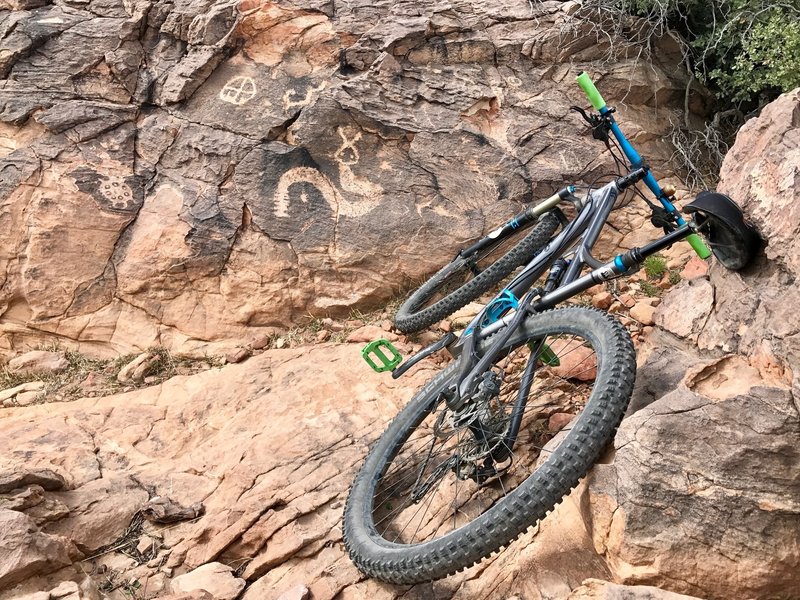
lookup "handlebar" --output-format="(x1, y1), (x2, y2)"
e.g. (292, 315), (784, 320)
(576, 72), (606, 111)
(575, 72), (712, 260)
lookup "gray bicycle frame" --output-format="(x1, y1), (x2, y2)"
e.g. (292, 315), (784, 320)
(463, 178), (624, 342)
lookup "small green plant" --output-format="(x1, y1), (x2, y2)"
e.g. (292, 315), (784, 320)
(643, 255), (667, 279)
(668, 270), (681, 285)
(639, 281), (661, 297)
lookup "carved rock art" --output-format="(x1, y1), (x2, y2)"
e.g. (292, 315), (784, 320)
(219, 76), (257, 106)
(283, 82), (325, 112)
(334, 126), (383, 199)
(98, 176), (135, 210)
(273, 127), (383, 220)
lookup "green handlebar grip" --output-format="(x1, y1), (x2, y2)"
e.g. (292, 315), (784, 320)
(576, 72), (606, 111)
(686, 233), (712, 259)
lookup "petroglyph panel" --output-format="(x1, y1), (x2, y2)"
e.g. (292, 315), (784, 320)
(98, 176), (135, 210)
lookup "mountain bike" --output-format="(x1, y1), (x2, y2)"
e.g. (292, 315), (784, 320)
(344, 72), (760, 584)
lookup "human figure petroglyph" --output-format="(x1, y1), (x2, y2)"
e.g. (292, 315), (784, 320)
(334, 126), (383, 198)
(282, 82), (325, 112)
(220, 76), (257, 105)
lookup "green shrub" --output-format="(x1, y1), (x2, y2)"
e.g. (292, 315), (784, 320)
(639, 281), (662, 297)
(643, 255), (668, 279)
(596, 0), (800, 109)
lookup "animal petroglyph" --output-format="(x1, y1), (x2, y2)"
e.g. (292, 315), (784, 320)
(282, 82), (325, 112)
(220, 76), (257, 105)
(272, 127), (385, 220)
(99, 176), (135, 210)
(273, 167), (379, 219)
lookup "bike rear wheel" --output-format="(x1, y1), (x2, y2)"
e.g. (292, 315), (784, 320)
(343, 307), (636, 583)
(394, 211), (560, 333)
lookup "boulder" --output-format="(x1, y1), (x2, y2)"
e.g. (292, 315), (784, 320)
(0, 509), (76, 589)
(171, 563), (245, 600)
(8, 352), (68, 375)
(586, 89), (800, 600)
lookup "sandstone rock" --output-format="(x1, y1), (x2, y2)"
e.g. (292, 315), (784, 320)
(679, 256), (708, 280)
(15, 390), (40, 406)
(171, 563), (245, 600)
(618, 294), (636, 308)
(8, 351), (68, 375)
(276, 584), (310, 600)
(0, 484), (44, 512)
(448, 302), (486, 328)
(548, 412), (575, 432)
(25, 496), (71, 527)
(549, 339), (597, 382)
(137, 535), (157, 556)
(226, 348), (251, 364)
(78, 373), (105, 395)
(568, 579), (705, 599)
(250, 335), (270, 350)
(0, 380), (44, 402)
(345, 325), (399, 344)
(654, 278), (714, 341)
(0, 509), (75, 589)
(159, 593), (212, 600)
(0, 469), (66, 494)
(117, 353), (151, 383)
(591, 291), (613, 310)
(141, 497), (204, 524)
(629, 303), (656, 325)
(0, 0), (699, 358)
(587, 368), (799, 599)
(315, 330), (331, 343)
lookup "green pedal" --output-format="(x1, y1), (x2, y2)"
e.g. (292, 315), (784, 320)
(362, 339), (403, 373)
(530, 341), (560, 367)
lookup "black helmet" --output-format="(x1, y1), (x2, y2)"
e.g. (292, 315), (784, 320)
(684, 191), (761, 271)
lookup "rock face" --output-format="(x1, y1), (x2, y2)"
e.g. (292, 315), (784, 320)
(585, 89), (800, 599)
(0, 0), (701, 358)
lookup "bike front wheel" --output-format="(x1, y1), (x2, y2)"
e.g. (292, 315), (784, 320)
(343, 307), (636, 584)
(394, 211), (560, 333)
